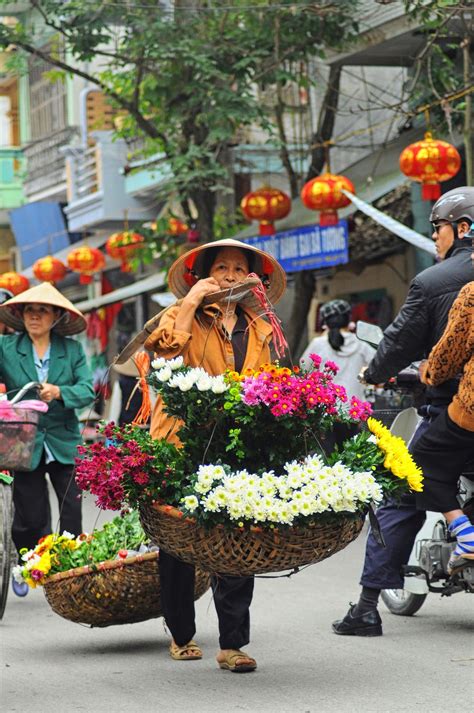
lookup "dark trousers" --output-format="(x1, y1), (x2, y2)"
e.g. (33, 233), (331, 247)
(12, 457), (82, 554)
(360, 417), (432, 591)
(413, 409), (474, 513)
(159, 549), (254, 650)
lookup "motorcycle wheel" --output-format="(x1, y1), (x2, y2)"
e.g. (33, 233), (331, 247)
(381, 520), (446, 616)
(380, 588), (427, 616)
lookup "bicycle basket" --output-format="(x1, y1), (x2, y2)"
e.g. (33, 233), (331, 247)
(0, 407), (39, 470)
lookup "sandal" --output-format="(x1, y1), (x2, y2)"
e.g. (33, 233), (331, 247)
(169, 639), (203, 661)
(217, 649), (257, 673)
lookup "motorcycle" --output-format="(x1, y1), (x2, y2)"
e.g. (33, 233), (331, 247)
(356, 321), (474, 616)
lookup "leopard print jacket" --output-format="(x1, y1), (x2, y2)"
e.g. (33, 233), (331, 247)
(420, 281), (474, 431)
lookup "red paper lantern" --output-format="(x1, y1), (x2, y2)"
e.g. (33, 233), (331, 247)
(106, 231), (145, 272)
(33, 256), (67, 284)
(0, 272), (30, 295)
(168, 218), (189, 236)
(67, 246), (105, 284)
(399, 132), (461, 200)
(240, 187), (291, 236)
(301, 172), (355, 226)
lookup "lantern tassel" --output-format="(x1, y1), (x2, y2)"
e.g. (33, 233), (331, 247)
(259, 221), (276, 236)
(131, 352), (151, 426)
(319, 209), (339, 226)
(247, 273), (288, 359)
(422, 182), (441, 201)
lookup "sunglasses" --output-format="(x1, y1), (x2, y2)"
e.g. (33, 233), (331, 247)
(431, 222), (449, 233)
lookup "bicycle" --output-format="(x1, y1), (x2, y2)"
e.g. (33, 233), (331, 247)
(0, 381), (43, 620)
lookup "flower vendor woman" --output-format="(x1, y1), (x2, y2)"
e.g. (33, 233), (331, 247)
(0, 283), (94, 596)
(144, 238), (286, 672)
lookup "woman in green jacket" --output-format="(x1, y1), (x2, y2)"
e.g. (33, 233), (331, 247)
(0, 282), (94, 594)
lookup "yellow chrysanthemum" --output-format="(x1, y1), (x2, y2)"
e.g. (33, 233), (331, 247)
(367, 417), (424, 492)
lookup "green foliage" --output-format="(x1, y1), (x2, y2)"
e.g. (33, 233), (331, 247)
(134, 206), (247, 276)
(328, 429), (413, 499)
(51, 510), (148, 574)
(402, 0), (471, 133)
(0, 0), (360, 234)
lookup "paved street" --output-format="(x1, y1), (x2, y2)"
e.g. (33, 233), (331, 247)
(1, 493), (473, 713)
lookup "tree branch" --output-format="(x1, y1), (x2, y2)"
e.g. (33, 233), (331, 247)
(306, 63), (341, 180)
(8, 35), (170, 148)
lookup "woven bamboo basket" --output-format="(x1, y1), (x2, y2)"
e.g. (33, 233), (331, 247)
(139, 503), (365, 576)
(43, 551), (210, 627)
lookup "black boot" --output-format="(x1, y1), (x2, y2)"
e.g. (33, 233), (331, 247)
(332, 604), (382, 637)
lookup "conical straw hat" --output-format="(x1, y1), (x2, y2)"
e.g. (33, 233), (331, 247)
(0, 282), (87, 336)
(167, 238), (286, 310)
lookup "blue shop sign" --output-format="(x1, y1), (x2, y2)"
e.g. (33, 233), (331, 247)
(243, 220), (349, 273)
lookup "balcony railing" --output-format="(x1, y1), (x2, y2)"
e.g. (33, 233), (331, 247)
(22, 126), (80, 200)
(0, 147), (25, 210)
(64, 131), (160, 232)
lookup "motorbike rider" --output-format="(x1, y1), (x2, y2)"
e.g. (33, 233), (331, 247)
(332, 185), (474, 637)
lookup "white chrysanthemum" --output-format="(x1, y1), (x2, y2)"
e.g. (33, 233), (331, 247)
(202, 494), (221, 512)
(195, 481), (212, 494)
(12, 565), (25, 584)
(211, 377), (228, 394)
(178, 377), (195, 392)
(277, 505), (294, 525)
(182, 495), (199, 511)
(228, 505), (243, 520)
(168, 356), (184, 370)
(156, 365), (172, 382)
(285, 461), (301, 475)
(151, 357), (167, 370)
(196, 375), (213, 391)
(367, 434), (377, 444)
(278, 484), (293, 500)
(213, 486), (229, 505)
(287, 471), (304, 489)
(61, 530), (75, 539)
(253, 507), (266, 522)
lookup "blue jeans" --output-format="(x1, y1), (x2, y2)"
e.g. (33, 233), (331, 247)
(360, 417), (433, 590)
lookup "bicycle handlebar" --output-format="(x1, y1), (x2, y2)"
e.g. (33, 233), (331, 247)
(9, 381), (43, 405)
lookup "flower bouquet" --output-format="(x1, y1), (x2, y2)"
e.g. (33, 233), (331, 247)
(76, 356), (423, 575)
(13, 511), (210, 627)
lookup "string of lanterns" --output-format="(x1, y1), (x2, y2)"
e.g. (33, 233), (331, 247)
(0, 129), (463, 293)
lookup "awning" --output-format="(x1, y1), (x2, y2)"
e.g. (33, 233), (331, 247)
(10, 202), (79, 269)
(342, 190), (436, 257)
(74, 272), (165, 312)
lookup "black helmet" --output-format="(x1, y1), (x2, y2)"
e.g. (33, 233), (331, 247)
(320, 299), (351, 325)
(0, 288), (13, 305)
(430, 186), (474, 224)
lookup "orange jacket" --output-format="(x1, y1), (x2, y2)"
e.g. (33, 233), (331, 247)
(420, 282), (474, 431)
(144, 302), (273, 442)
